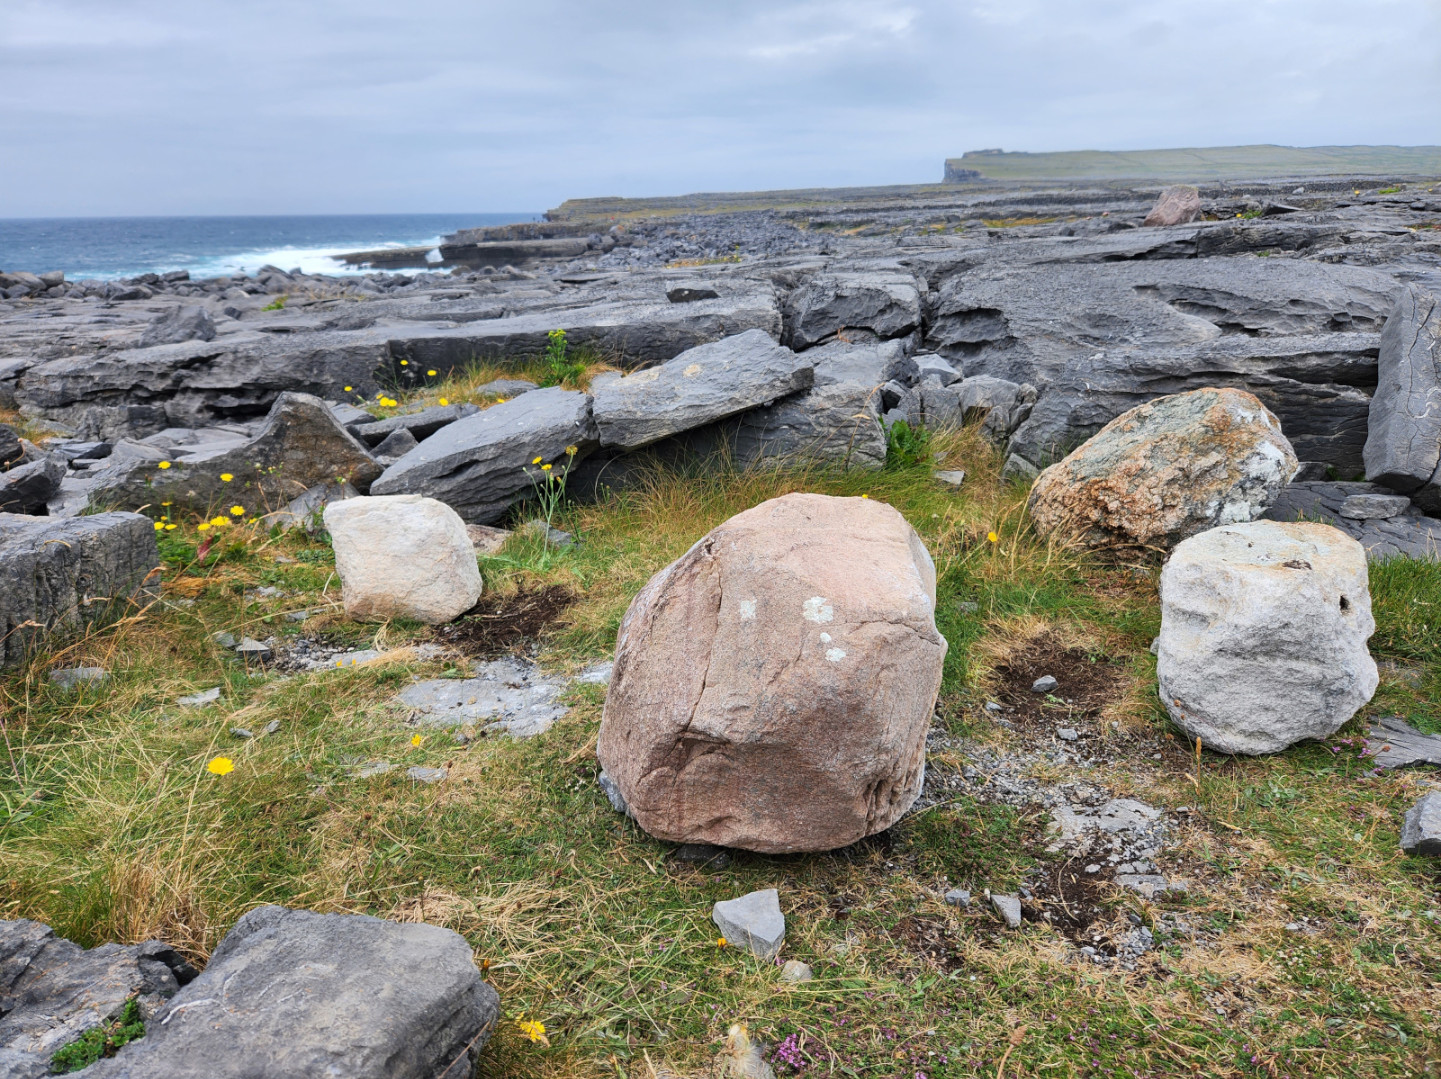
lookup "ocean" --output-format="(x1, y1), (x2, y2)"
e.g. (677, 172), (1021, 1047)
(0, 213), (541, 282)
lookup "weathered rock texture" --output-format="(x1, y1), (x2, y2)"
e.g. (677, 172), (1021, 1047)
(0, 512), (159, 665)
(1400, 791), (1441, 856)
(1143, 185), (1202, 227)
(591, 329), (813, 450)
(596, 492), (947, 853)
(372, 387), (597, 523)
(88, 392), (380, 514)
(84, 905), (499, 1079)
(325, 495), (482, 623)
(1157, 520), (1378, 755)
(0, 919), (197, 1075)
(1265, 480), (1441, 560)
(1364, 284), (1441, 508)
(1028, 387), (1297, 548)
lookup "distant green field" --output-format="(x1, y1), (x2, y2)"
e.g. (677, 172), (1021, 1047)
(947, 144), (1441, 181)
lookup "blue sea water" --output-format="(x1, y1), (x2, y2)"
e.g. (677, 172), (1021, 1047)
(0, 213), (541, 281)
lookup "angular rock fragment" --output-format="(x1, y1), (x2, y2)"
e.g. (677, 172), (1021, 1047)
(1364, 284), (1441, 507)
(784, 271), (921, 349)
(0, 512), (159, 665)
(88, 392), (380, 514)
(1028, 388), (1297, 549)
(372, 388), (597, 523)
(1265, 480), (1441, 560)
(0, 919), (196, 1070)
(0, 455), (64, 514)
(592, 330), (812, 450)
(352, 403), (478, 446)
(82, 905), (499, 1079)
(730, 380), (886, 471)
(1400, 791), (1441, 857)
(1157, 520), (1377, 754)
(712, 889), (786, 959)
(325, 495), (482, 624)
(597, 493), (946, 853)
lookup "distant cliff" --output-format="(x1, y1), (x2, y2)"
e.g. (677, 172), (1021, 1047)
(943, 144), (1441, 182)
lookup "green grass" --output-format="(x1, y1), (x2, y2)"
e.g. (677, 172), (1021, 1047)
(946, 145), (1441, 182)
(50, 997), (144, 1072)
(3, 395), (1440, 1077)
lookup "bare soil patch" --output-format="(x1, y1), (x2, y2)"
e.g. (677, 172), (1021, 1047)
(993, 633), (1126, 733)
(438, 584), (575, 658)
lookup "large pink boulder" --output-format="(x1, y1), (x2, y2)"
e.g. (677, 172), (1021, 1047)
(596, 493), (947, 853)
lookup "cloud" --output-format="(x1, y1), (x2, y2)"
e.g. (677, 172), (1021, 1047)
(0, 0), (1437, 215)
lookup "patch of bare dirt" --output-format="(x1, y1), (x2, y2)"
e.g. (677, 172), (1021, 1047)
(437, 584), (575, 658)
(993, 633), (1126, 733)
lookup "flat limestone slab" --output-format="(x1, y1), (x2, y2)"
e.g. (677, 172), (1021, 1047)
(394, 657), (569, 737)
(712, 889), (785, 959)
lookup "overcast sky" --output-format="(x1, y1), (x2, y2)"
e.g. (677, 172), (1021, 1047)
(3, 0), (1439, 217)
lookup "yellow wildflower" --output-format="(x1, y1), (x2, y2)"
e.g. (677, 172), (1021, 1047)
(987, 531), (998, 543)
(344, 386), (353, 392)
(165, 524), (177, 530)
(161, 501), (172, 506)
(565, 445), (578, 456)
(206, 757), (234, 776)
(495, 398), (506, 404)
(427, 369), (437, 376)
(541, 463), (552, 472)
(860, 493), (869, 499)
(210, 516), (228, 527)
(516, 1020), (549, 1046)
(220, 473), (233, 482)
(157, 461), (171, 469)
(438, 397), (449, 406)
(197, 522), (210, 532)
(532, 456), (543, 465)
(230, 505), (245, 516)
(411, 734), (423, 747)
(717, 936), (728, 947)
(153, 521), (164, 530)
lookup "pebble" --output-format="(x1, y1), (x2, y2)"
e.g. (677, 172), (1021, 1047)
(944, 887), (972, 908)
(352, 760), (393, 778)
(212, 631), (238, 649)
(1032, 675), (1058, 694)
(779, 959), (813, 983)
(407, 766), (448, 784)
(178, 686), (221, 707)
(984, 701), (1003, 714)
(230, 727), (254, 739)
(990, 893), (1022, 929)
(932, 469), (966, 488)
(263, 720), (281, 736)
(49, 666), (108, 690)
(1084, 864), (1101, 873)
(1057, 727), (1079, 741)
(235, 638), (273, 663)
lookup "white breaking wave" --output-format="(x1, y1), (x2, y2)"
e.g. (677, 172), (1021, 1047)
(174, 236), (447, 280)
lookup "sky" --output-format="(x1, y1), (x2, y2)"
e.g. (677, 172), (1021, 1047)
(3, 0), (1439, 217)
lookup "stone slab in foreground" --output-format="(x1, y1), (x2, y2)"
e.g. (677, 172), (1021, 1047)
(0, 512), (159, 665)
(85, 905), (499, 1079)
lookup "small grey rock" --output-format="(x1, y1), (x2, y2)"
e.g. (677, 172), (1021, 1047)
(353, 760), (393, 778)
(990, 893), (1022, 929)
(262, 720), (281, 736)
(932, 469), (966, 488)
(178, 687), (221, 707)
(211, 631), (238, 649)
(1401, 791), (1441, 856)
(1084, 863), (1101, 874)
(1116, 874), (1185, 897)
(234, 638), (272, 663)
(230, 727), (254, 739)
(779, 959), (813, 983)
(1032, 675), (1058, 694)
(49, 666), (108, 689)
(713, 888), (786, 959)
(943, 888), (971, 908)
(984, 701), (1003, 714)
(407, 766), (447, 784)
(1057, 727), (1079, 741)
(598, 770), (631, 815)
